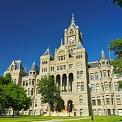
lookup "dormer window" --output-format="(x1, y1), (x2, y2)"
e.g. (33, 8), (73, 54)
(33, 72), (35, 75)
(102, 61), (105, 65)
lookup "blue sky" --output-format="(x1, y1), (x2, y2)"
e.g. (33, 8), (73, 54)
(0, 0), (122, 75)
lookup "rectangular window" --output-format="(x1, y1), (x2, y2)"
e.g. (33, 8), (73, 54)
(97, 97), (101, 105)
(91, 84), (95, 92)
(77, 71), (80, 79)
(106, 97), (110, 105)
(79, 95), (83, 105)
(77, 82), (81, 92)
(90, 73), (94, 80)
(116, 95), (121, 105)
(95, 72), (99, 80)
(115, 82), (119, 91)
(92, 98), (96, 106)
(81, 82), (84, 91)
(111, 95), (114, 105)
(57, 66), (59, 71)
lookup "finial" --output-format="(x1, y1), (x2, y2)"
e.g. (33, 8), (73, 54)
(71, 13), (75, 24)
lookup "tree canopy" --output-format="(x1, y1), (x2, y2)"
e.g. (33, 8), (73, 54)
(109, 39), (122, 88)
(37, 75), (64, 115)
(0, 73), (31, 117)
(113, 0), (122, 7)
(109, 39), (122, 74)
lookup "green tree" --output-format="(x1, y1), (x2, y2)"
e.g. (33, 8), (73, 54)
(37, 75), (64, 115)
(113, 0), (122, 7)
(0, 73), (31, 117)
(109, 39), (122, 88)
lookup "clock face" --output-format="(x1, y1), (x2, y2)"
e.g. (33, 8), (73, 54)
(68, 36), (75, 44)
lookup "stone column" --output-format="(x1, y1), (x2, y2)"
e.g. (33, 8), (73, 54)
(67, 75), (69, 92)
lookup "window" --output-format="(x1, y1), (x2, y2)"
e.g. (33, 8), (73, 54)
(69, 64), (73, 69)
(90, 73), (94, 80)
(81, 82), (84, 91)
(103, 70), (107, 77)
(28, 88), (30, 96)
(79, 95), (83, 105)
(29, 79), (31, 85)
(111, 95), (114, 105)
(116, 95), (121, 105)
(108, 70), (110, 77)
(77, 71), (80, 79)
(26, 81), (28, 86)
(23, 81), (25, 86)
(106, 95), (110, 105)
(95, 72), (99, 80)
(35, 99), (37, 107)
(97, 97), (101, 105)
(77, 82), (80, 92)
(31, 88), (34, 96)
(57, 66), (59, 71)
(80, 71), (83, 77)
(96, 84), (100, 92)
(114, 82), (119, 91)
(63, 65), (66, 69)
(32, 79), (35, 85)
(104, 82), (109, 91)
(60, 65), (63, 70)
(91, 84), (95, 92)
(92, 98), (96, 106)
(77, 82), (84, 92)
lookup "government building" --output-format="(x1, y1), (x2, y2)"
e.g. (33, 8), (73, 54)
(4, 15), (122, 116)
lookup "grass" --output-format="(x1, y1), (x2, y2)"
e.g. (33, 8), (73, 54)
(0, 116), (122, 122)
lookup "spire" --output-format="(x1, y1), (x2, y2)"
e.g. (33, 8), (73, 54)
(31, 61), (36, 71)
(71, 13), (75, 24)
(61, 38), (63, 46)
(43, 48), (50, 56)
(100, 49), (106, 59)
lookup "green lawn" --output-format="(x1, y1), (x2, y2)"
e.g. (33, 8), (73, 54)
(0, 116), (121, 122)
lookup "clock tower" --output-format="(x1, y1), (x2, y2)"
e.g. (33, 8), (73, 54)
(64, 14), (82, 49)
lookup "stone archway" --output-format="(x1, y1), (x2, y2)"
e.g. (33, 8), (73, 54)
(67, 100), (73, 114)
(69, 73), (74, 92)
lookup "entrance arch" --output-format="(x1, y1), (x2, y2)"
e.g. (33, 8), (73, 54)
(67, 100), (73, 112)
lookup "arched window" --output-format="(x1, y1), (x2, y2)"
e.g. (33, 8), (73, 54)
(31, 88), (34, 96)
(32, 79), (35, 85)
(104, 82), (109, 91)
(23, 81), (25, 86)
(103, 70), (107, 77)
(28, 88), (30, 96)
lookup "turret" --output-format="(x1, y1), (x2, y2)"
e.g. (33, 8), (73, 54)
(29, 61), (39, 75)
(99, 49), (110, 67)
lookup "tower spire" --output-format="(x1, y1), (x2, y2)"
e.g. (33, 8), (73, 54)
(61, 38), (63, 46)
(71, 13), (75, 24)
(100, 48), (106, 59)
